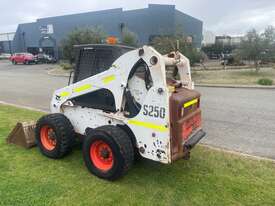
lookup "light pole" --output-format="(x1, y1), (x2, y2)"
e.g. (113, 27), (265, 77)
(22, 32), (26, 52)
(7, 33), (12, 55)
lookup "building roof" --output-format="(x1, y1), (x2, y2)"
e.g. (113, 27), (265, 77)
(18, 4), (202, 27)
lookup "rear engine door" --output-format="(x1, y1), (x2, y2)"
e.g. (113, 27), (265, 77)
(170, 88), (202, 160)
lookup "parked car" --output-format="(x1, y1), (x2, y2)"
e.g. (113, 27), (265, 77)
(35, 53), (57, 64)
(9, 53), (37, 65)
(0, 53), (11, 60)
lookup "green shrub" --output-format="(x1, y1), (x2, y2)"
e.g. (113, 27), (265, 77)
(121, 29), (138, 47)
(257, 78), (273, 85)
(60, 63), (73, 70)
(61, 27), (106, 63)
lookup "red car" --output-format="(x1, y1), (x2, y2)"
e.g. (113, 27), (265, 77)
(10, 53), (37, 65)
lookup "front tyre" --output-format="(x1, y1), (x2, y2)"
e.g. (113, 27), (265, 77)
(35, 113), (75, 159)
(83, 125), (134, 181)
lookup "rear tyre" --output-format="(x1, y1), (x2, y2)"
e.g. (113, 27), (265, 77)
(83, 125), (134, 181)
(12, 60), (17, 65)
(35, 113), (75, 159)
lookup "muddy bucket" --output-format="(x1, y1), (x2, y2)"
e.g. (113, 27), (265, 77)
(6, 121), (36, 149)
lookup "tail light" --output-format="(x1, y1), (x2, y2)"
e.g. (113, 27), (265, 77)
(182, 112), (201, 141)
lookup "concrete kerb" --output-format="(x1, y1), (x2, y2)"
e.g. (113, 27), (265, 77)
(46, 64), (275, 89)
(195, 84), (275, 89)
(46, 70), (275, 89)
(0, 101), (48, 113)
(1, 101), (275, 163)
(1, 100), (275, 163)
(200, 144), (275, 163)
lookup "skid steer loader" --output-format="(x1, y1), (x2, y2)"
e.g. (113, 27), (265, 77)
(35, 44), (206, 180)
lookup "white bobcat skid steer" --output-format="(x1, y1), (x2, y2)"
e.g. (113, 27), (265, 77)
(35, 44), (205, 180)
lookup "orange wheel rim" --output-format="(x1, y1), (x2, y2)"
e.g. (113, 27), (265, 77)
(40, 125), (57, 151)
(90, 140), (114, 171)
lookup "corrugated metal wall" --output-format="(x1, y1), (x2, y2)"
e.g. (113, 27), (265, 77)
(11, 4), (203, 58)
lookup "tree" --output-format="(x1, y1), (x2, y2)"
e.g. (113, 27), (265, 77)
(238, 29), (264, 71)
(61, 27), (106, 63)
(263, 26), (275, 45)
(121, 29), (138, 47)
(150, 35), (202, 66)
(262, 26), (275, 62)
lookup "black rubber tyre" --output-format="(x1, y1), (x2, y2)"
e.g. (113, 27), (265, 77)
(35, 113), (75, 159)
(83, 125), (134, 181)
(12, 60), (17, 65)
(117, 125), (141, 162)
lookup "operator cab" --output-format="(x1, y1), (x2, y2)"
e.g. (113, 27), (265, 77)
(71, 44), (153, 118)
(70, 44), (135, 112)
(73, 44), (135, 83)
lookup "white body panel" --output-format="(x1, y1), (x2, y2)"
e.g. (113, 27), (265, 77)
(50, 46), (193, 164)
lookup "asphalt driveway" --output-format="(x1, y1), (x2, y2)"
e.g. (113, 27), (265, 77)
(0, 60), (275, 159)
(0, 60), (67, 111)
(199, 86), (275, 159)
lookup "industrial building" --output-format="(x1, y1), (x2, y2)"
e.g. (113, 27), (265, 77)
(7, 4), (203, 59)
(215, 35), (243, 46)
(0, 32), (14, 54)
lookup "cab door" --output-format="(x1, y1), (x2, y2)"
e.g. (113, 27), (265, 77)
(16, 54), (24, 63)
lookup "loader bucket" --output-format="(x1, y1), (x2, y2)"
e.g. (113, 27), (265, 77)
(6, 121), (36, 149)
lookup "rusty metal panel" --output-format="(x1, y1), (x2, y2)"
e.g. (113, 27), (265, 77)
(169, 88), (201, 161)
(6, 121), (36, 149)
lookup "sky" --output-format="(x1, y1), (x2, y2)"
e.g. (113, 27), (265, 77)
(0, 0), (275, 36)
